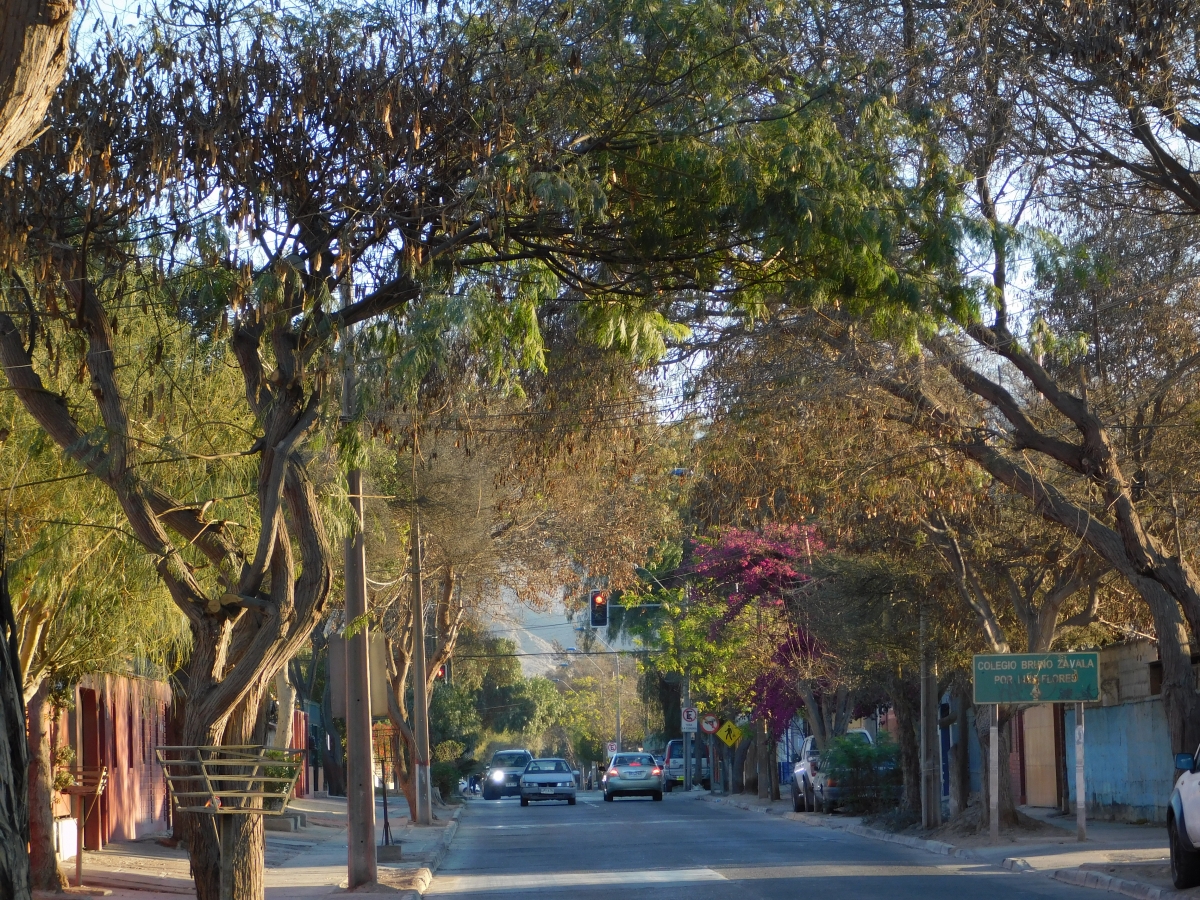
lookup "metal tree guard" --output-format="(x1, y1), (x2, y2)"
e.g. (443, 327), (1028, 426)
(60, 765), (108, 889)
(156, 745), (305, 900)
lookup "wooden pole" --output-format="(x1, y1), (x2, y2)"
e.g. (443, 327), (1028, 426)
(989, 704), (999, 842)
(1075, 702), (1086, 842)
(75, 797), (83, 888)
(219, 815), (235, 900)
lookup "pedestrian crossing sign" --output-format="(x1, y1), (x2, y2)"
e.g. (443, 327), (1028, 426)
(716, 721), (742, 747)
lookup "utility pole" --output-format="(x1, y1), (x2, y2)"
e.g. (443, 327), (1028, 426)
(342, 309), (377, 888)
(410, 474), (432, 825)
(614, 653), (621, 752)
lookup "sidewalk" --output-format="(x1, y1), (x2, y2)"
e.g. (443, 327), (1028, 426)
(49, 794), (463, 900)
(701, 793), (1187, 899)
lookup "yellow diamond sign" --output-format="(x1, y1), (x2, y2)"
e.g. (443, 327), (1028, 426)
(716, 721), (743, 747)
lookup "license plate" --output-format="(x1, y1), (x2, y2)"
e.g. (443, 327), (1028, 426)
(625, 771), (646, 779)
(539, 788), (557, 794)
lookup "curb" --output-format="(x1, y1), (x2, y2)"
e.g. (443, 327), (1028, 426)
(413, 804), (464, 895)
(1050, 868), (1168, 899)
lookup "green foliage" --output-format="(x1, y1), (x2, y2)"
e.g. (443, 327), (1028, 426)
(431, 761), (462, 800)
(433, 740), (466, 764)
(430, 684), (484, 752)
(822, 734), (902, 814)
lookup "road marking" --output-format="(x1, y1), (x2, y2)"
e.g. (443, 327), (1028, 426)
(428, 867), (727, 894)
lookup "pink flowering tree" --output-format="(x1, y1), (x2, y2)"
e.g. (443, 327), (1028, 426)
(689, 524), (852, 746)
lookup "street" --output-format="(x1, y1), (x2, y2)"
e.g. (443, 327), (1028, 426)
(428, 792), (1100, 900)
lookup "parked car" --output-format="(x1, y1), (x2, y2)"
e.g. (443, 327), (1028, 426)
(482, 749), (532, 800)
(602, 752), (663, 801)
(790, 729), (873, 812)
(520, 758), (578, 806)
(1169, 747), (1200, 887)
(662, 738), (710, 791)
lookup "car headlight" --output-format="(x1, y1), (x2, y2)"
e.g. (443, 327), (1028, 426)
(491, 771), (505, 782)
(560, 781), (574, 787)
(521, 779), (532, 786)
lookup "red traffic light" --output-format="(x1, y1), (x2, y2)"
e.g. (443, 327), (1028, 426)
(590, 591), (608, 627)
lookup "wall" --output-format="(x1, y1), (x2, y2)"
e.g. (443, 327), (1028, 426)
(69, 674), (173, 845)
(1065, 696), (1175, 824)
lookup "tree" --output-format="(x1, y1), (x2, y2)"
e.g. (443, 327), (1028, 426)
(0, 2), (74, 893)
(0, 0), (782, 891)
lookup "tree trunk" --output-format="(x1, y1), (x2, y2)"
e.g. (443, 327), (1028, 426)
(732, 736), (750, 793)
(888, 671), (921, 814)
(768, 737), (780, 801)
(183, 687), (268, 900)
(975, 706), (1018, 829)
(271, 667), (296, 750)
(395, 726), (418, 822)
(320, 679), (345, 797)
(948, 687), (971, 818)
(0, 550), (30, 900)
(0, 0), (73, 169)
(756, 720), (769, 799)
(743, 735), (758, 795)
(26, 678), (65, 891)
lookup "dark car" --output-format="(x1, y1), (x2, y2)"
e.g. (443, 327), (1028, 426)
(482, 749), (533, 799)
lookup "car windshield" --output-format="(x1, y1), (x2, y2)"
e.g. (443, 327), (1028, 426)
(615, 755), (655, 767)
(492, 752), (531, 768)
(525, 759), (570, 773)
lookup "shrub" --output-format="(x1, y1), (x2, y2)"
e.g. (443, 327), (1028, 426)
(431, 761), (461, 800)
(822, 733), (902, 813)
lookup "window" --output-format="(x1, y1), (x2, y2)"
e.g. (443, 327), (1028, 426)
(526, 760), (570, 773)
(492, 752), (531, 768)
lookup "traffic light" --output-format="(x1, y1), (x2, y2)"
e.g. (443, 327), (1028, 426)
(436, 664), (447, 680)
(590, 591), (608, 627)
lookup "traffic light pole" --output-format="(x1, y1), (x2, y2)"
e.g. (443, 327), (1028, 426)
(683, 677), (692, 792)
(614, 654), (621, 752)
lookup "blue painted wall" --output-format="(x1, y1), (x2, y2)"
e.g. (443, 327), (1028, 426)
(1065, 697), (1175, 823)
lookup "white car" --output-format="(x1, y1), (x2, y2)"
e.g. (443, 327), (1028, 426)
(520, 758), (578, 806)
(1170, 747), (1200, 887)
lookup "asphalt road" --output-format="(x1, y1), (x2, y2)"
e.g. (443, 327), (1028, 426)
(426, 791), (1100, 900)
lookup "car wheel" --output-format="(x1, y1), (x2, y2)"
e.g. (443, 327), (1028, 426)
(568, 797), (577, 806)
(1171, 818), (1200, 888)
(520, 797), (529, 807)
(663, 782), (673, 793)
(603, 790), (614, 802)
(653, 791), (663, 801)
(791, 784), (803, 813)
(482, 786), (497, 801)
(804, 784), (815, 812)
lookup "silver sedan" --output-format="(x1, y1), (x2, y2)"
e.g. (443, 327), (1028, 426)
(602, 752), (663, 801)
(519, 758), (578, 806)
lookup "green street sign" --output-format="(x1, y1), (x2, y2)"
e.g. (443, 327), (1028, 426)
(972, 652), (1100, 704)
